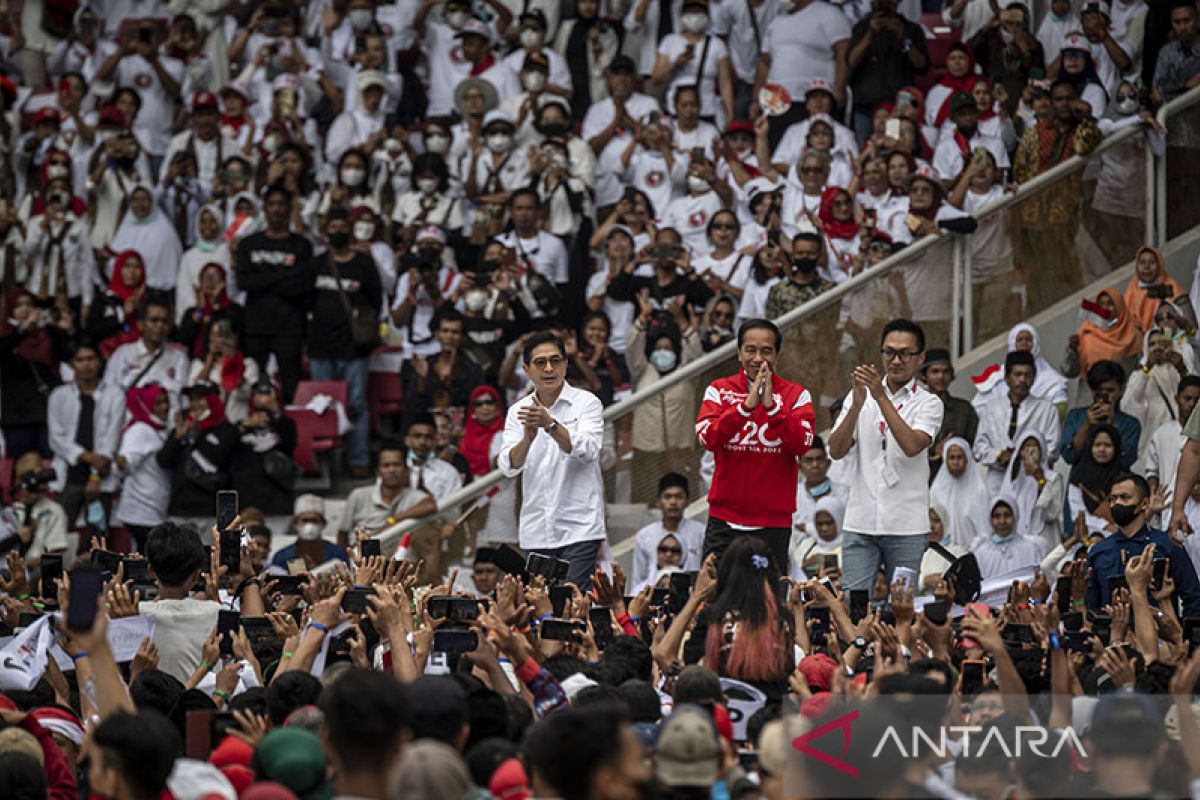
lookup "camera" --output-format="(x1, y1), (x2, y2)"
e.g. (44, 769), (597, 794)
(18, 468), (56, 494)
(402, 246), (441, 276)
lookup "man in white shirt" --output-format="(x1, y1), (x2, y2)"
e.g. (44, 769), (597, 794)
(582, 55), (662, 210)
(829, 318), (943, 591)
(405, 414), (464, 501)
(932, 92), (1010, 186)
(974, 352), (1061, 492)
(9, 452), (70, 575)
(711, 0), (778, 117)
(496, 187), (570, 287)
(1146, 376), (1200, 513)
(793, 436), (850, 536)
(499, 332), (607, 588)
(103, 298), (189, 409)
(159, 91), (238, 194)
(630, 473), (706, 592)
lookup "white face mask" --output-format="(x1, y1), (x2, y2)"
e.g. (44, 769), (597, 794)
(464, 288), (489, 312)
(47, 164), (69, 179)
(417, 177), (440, 194)
(681, 12), (709, 33)
(650, 349), (678, 372)
(341, 167), (366, 186)
(354, 221), (375, 240)
(385, 137), (403, 154)
(522, 71), (547, 93)
(262, 135), (280, 154)
(519, 28), (543, 49)
(445, 9), (467, 29)
(1000, 28), (1015, 44)
(296, 521), (323, 541)
(1115, 95), (1139, 115)
(425, 134), (449, 154)
(349, 8), (374, 30)
(687, 174), (709, 193)
(487, 133), (513, 153)
(549, 152), (568, 169)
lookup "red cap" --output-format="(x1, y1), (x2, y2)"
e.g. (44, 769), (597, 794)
(98, 106), (126, 127)
(0, 76), (15, 106)
(797, 653), (839, 691)
(35, 108), (61, 125)
(192, 91), (219, 111)
(723, 119), (753, 136)
(711, 703), (734, 742)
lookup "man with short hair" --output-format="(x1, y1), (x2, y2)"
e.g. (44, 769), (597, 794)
(496, 188), (570, 298)
(582, 55), (662, 213)
(271, 494), (351, 571)
(339, 442), (438, 547)
(525, 706), (651, 800)
(103, 298), (189, 407)
(159, 91), (237, 192)
(320, 668), (410, 800)
(88, 712), (180, 800)
(1153, 1), (1200, 103)
(1088, 472), (1200, 614)
(696, 319), (816, 569)
(974, 351), (1061, 491)
(401, 309), (486, 429)
(630, 473), (705, 592)
(920, 348), (978, 478)
(404, 413), (464, 501)
(1146, 375), (1200, 513)
(792, 436), (850, 538)
(136, 522), (222, 683)
(6, 451), (69, 573)
(829, 318), (943, 591)
(764, 233), (834, 319)
(499, 331), (607, 588)
(932, 91), (1010, 186)
(1059, 360), (1141, 468)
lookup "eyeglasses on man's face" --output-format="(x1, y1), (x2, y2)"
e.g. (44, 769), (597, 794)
(881, 348), (920, 363)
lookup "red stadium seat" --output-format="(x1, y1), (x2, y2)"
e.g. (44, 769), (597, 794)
(0, 458), (12, 504)
(292, 380), (348, 408)
(368, 348), (405, 436)
(285, 380), (349, 486)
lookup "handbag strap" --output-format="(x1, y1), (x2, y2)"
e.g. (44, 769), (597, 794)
(746, 0), (762, 53)
(695, 35), (712, 115)
(325, 253), (358, 322)
(129, 346), (166, 389)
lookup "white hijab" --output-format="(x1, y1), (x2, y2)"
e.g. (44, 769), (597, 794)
(110, 184), (183, 290)
(929, 437), (992, 548)
(973, 323), (1070, 409)
(1001, 430), (1051, 539)
(808, 495), (845, 553)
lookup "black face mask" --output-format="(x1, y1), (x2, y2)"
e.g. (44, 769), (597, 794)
(328, 230), (351, 249)
(539, 122), (569, 137)
(793, 256), (819, 273)
(1109, 502), (1141, 527)
(957, 122), (978, 139)
(481, 258), (502, 272)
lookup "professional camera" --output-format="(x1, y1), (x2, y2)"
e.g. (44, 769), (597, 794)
(17, 468), (56, 494)
(401, 245), (441, 277)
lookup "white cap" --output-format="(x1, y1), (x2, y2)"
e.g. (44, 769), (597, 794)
(293, 493), (326, 519)
(415, 224), (447, 244)
(455, 17), (492, 42)
(483, 108), (515, 129)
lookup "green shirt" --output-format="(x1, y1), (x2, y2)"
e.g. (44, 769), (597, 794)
(765, 276), (835, 320)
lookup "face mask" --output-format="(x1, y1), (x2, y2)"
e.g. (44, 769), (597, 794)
(650, 349), (678, 372)
(539, 121), (569, 137)
(990, 532), (1011, 545)
(1000, 28), (1015, 44)
(47, 164), (69, 179)
(47, 191), (70, 208)
(548, 152), (568, 169)
(464, 288), (489, 312)
(196, 239), (218, 252)
(957, 123), (978, 139)
(487, 133), (513, 153)
(687, 175), (709, 193)
(519, 28), (543, 49)
(385, 138), (403, 154)
(481, 258), (502, 272)
(793, 256), (819, 273)
(341, 167), (366, 186)
(354, 221), (375, 241)
(349, 8), (373, 30)
(445, 10), (467, 29)
(296, 522), (323, 541)
(417, 177), (440, 195)
(522, 70), (547, 92)
(681, 12), (709, 32)
(262, 135), (280, 155)
(1116, 96), (1139, 115)
(1109, 502), (1141, 527)
(425, 134), (450, 155)
(809, 478), (832, 497)
(328, 230), (351, 249)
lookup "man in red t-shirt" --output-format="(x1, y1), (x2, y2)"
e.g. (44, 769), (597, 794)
(695, 319), (816, 570)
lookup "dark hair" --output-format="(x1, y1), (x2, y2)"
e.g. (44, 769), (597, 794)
(129, 669), (186, 717)
(572, 684), (630, 713)
(603, 636), (654, 682)
(881, 318), (926, 353)
(144, 523), (205, 588)
(464, 737), (519, 788)
(1004, 350), (1036, 374)
(375, 438), (405, 461)
(673, 665), (723, 706)
(1086, 359), (1126, 390)
(809, 434), (827, 453)
(580, 310), (612, 340)
(673, 83), (701, 105)
(407, 675), (468, 745)
(320, 668), (410, 772)
(1111, 471), (1149, 501)
(737, 318), (782, 351)
(541, 654), (590, 681)
(112, 86), (143, 110)
(706, 208), (739, 238)
(509, 187), (541, 208)
(433, 307), (465, 330)
(522, 331), (566, 363)
(267, 671), (323, 726)
(0, 752), (48, 800)
(793, 231), (822, 248)
(137, 296), (172, 322)
(262, 182), (294, 205)
(524, 706), (629, 800)
(405, 413), (437, 434)
(412, 152), (449, 189)
(956, 721), (1016, 778)
(91, 712), (180, 800)
(658, 472), (689, 498)
(617, 680), (661, 723)
(1180, 375), (1200, 394)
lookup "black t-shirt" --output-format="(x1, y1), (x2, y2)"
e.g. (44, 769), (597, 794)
(236, 232), (314, 335)
(309, 252), (383, 360)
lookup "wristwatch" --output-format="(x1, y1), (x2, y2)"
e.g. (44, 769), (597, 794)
(851, 635), (869, 650)
(547, 419), (559, 434)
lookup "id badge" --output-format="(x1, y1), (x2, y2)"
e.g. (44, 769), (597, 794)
(881, 460), (901, 487)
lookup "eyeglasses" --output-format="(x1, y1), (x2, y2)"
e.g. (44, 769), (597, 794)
(531, 355), (565, 369)
(657, 545), (683, 555)
(881, 348), (920, 363)
(868, 241), (890, 254)
(710, 222), (737, 230)
(474, 397), (497, 407)
(799, 166), (826, 175)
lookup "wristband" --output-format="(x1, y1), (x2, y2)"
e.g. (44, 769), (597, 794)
(70, 652), (87, 662)
(17, 593), (29, 601)
(308, 621), (329, 633)
(199, 660), (211, 672)
(213, 689), (229, 699)
(283, 651), (295, 659)
(1072, 600), (1086, 608)
(538, 613), (552, 622)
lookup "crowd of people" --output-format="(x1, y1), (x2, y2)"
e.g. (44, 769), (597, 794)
(3, 0), (1200, 796)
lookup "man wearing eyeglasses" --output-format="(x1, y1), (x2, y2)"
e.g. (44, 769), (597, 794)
(828, 318), (944, 593)
(499, 331), (606, 589)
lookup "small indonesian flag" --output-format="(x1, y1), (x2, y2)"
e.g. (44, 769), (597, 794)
(392, 532), (413, 562)
(971, 362), (1003, 394)
(224, 212), (255, 243)
(1079, 297), (1115, 328)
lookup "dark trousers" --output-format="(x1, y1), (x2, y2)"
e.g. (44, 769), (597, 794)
(245, 329), (304, 403)
(528, 539), (602, 592)
(703, 516), (790, 574)
(57, 482), (112, 550)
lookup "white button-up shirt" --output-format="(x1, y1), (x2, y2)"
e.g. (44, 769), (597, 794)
(102, 339), (189, 408)
(834, 377), (944, 536)
(408, 456), (463, 502)
(498, 383), (607, 550)
(47, 382), (125, 493)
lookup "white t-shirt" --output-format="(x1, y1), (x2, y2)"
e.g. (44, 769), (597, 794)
(107, 47), (187, 156)
(660, 191), (725, 256)
(391, 267), (463, 357)
(581, 93), (663, 207)
(138, 597), (221, 683)
(624, 149), (681, 221)
(115, 422), (171, 528)
(963, 184), (1011, 281)
(425, 21), (474, 117)
(763, 2), (851, 98)
(737, 274), (781, 327)
(693, 250), (750, 292)
(712, 0), (779, 83)
(501, 47), (573, 92)
(658, 34), (730, 126)
(931, 131), (1010, 182)
(586, 264), (651, 355)
(496, 230), (570, 284)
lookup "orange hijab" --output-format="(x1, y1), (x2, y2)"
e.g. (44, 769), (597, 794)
(1077, 287), (1141, 376)
(1123, 246), (1183, 333)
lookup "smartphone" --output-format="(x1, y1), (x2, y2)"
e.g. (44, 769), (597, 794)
(433, 628), (478, 654)
(240, 616), (276, 649)
(923, 600), (947, 626)
(16, 611), (41, 630)
(40, 554), (63, 599)
(540, 619), (585, 642)
(590, 607), (614, 649)
(822, 554), (839, 571)
(972, 146), (989, 166)
(216, 490), (239, 533)
(66, 567), (103, 632)
(809, 606), (832, 640)
(217, 609), (241, 658)
(1061, 610), (1084, 632)
(549, 586), (573, 618)
(650, 588), (669, 608)
(960, 659), (986, 696)
(342, 587), (378, 614)
(526, 553), (569, 582)
(220, 530), (242, 575)
(1055, 576), (1073, 612)
(427, 595), (480, 623)
(1062, 631), (1093, 652)
(1003, 623), (1035, 644)
(1106, 574), (1129, 596)
(286, 558), (307, 576)
(668, 572), (695, 614)
(269, 575), (307, 595)
(892, 566), (916, 593)
(360, 539), (381, 558)
(849, 590), (869, 624)
(1154, 558), (1170, 590)
(121, 557), (149, 583)
(185, 709), (213, 760)
(90, 549), (122, 575)
(885, 117), (902, 140)
(202, 546), (212, 573)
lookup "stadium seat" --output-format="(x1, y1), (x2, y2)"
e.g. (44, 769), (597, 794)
(286, 380), (349, 488)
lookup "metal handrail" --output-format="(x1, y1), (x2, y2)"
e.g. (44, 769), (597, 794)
(326, 100), (1188, 562)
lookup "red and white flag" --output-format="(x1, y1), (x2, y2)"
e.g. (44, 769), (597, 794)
(1079, 297), (1115, 327)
